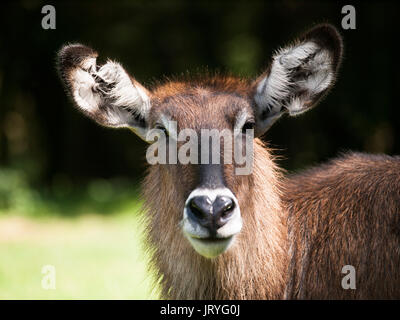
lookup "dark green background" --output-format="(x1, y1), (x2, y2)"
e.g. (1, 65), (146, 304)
(1, 0), (399, 191)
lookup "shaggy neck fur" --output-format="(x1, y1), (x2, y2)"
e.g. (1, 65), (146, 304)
(141, 140), (288, 299)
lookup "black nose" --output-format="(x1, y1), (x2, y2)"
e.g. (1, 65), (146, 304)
(187, 195), (235, 235)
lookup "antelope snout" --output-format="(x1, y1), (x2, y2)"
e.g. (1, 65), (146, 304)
(187, 195), (235, 236)
(182, 188), (242, 258)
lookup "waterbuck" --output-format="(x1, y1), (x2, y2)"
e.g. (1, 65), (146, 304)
(57, 24), (400, 299)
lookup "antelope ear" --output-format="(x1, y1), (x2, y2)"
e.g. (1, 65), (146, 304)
(57, 44), (151, 141)
(253, 24), (343, 136)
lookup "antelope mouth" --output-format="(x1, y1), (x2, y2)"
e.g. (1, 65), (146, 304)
(194, 236), (233, 243)
(182, 187), (243, 258)
(185, 235), (235, 259)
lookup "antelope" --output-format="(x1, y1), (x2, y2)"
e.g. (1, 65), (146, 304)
(57, 24), (400, 299)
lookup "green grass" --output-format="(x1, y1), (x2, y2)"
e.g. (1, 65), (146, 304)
(0, 212), (159, 299)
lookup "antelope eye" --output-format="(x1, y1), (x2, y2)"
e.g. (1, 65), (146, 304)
(242, 121), (255, 133)
(155, 124), (169, 137)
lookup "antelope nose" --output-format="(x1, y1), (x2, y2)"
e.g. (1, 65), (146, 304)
(187, 195), (235, 234)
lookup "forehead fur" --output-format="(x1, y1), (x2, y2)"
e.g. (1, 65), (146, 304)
(147, 74), (254, 129)
(150, 74), (252, 100)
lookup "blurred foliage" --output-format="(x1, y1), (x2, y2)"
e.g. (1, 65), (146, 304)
(0, 214), (158, 299)
(0, 167), (141, 217)
(0, 0), (399, 215)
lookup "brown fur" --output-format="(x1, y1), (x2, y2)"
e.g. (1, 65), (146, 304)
(284, 153), (400, 299)
(140, 78), (400, 300)
(57, 35), (400, 299)
(142, 139), (288, 299)
(141, 76), (288, 299)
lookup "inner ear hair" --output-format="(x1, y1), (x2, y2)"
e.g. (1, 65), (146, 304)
(57, 43), (151, 139)
(253, 24), (343, 135)
(300, 23), (343, 73)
